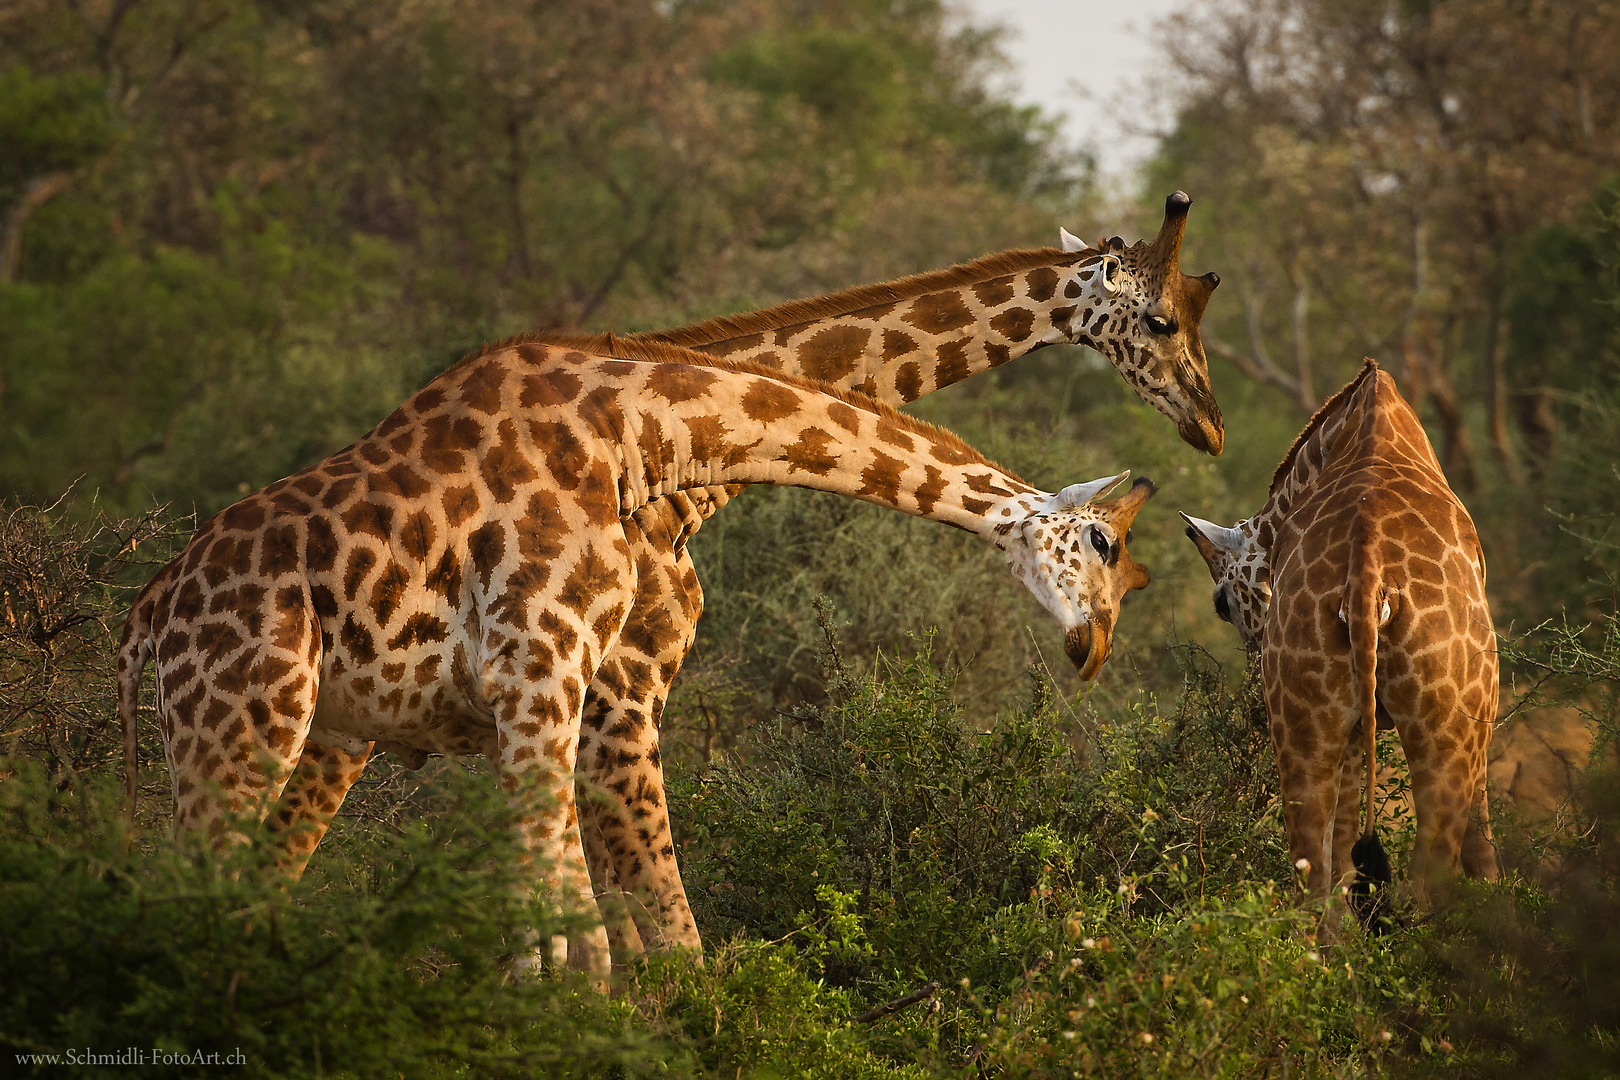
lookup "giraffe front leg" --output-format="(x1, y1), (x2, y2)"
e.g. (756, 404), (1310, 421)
(494, 675), (609, 983)
(490, 555), (635, 986)
(577, 541), (705, 959)
(580, 783), (646, 967)
(266, 739), (374, 878)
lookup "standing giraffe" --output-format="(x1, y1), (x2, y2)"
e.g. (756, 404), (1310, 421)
(249, 193), (1227, 962)
(1182, 361), (1499, 908)
(119, 341), (1158, 981)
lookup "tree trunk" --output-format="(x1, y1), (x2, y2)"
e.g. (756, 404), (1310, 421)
(1482, 289), (1523, 487)
(1289, 262), (1316, 411)
(1516, 390), (1559, 477)
(1402, 315), (1478, 492)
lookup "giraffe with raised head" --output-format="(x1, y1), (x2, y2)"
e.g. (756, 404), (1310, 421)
(119, 339), (1158, 981)
(1182, 361), (1499, 908)
(232, 192), (1228, 963)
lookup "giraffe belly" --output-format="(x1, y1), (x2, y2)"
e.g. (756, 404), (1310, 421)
(310, 639), (498, 758)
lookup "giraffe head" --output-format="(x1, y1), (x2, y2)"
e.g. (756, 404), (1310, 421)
(1005, 473), (1156, 680)
(1059, 191), (1224, 455)
(1179, 512), (1271, 646)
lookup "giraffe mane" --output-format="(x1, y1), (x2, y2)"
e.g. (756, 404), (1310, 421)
(466, 330), (1023, 485)
(1267, 358), (1381, 498)
(629, 247), (1093, 347)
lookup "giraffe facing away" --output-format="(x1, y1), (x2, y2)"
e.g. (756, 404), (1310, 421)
(119, 340), (1158, 982)
(1182, 361), (1499, 908)
(246, 192), (1228, 964)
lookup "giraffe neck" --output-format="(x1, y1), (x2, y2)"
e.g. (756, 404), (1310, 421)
(1247, 361), (1383, 552)
(526, 348), (1045, 544)
(635, 250), (1099, 406)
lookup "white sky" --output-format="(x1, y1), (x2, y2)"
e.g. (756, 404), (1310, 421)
(960, 0), (1189, 184)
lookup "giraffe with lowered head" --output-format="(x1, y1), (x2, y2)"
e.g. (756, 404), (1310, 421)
(250, 192), (1227, 963)
(119, 340), (1159, 981)
(1182, 361), (1499, 910)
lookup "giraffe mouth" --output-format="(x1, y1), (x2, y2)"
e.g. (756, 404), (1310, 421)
(1178, 414), (1224, 456)
(1064, 621), (1110, 680)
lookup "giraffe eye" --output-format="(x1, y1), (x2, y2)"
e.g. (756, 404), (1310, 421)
(1213, 588), (1232, 623)
(1088, 526), (1110, 559)
(1145, 314), (1178, 335)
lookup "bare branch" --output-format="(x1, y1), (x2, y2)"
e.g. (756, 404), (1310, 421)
(2, 172), (78, 284)
(1207, 285), (1305, 405)
(853, 981), (939, 1024)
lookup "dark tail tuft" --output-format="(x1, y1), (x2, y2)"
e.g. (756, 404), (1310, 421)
(1350, 832), (1394, 933)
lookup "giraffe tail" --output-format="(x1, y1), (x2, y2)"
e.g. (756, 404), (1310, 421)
(117, 570), (168, 838)
(1346, 538), (1394, 931)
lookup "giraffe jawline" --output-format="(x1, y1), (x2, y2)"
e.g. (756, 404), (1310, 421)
(1064, 622), (1109, 680)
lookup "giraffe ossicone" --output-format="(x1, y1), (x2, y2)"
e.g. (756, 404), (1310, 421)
(118, 341), (1156, 984)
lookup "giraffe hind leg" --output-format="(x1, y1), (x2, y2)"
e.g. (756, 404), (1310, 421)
(155, 579), (324, 848)
(266, 739), (375, 878)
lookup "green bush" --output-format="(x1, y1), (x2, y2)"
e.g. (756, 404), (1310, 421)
(664, 616), (1457, 1075)
(0, 763), (656, 1078)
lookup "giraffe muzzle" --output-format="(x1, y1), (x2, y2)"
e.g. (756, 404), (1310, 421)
(1176, 406), (1225, 457)
(1064, 620), (1110, 680)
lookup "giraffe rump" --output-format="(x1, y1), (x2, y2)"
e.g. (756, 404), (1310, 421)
(118, 558), (182, 832)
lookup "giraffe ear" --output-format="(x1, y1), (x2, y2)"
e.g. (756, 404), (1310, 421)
(1178, 512), (1243, 552)
(1059, 227), (1087, 253)
(1097, 255), (1123, 293)
(1045, 472), (1129, 512)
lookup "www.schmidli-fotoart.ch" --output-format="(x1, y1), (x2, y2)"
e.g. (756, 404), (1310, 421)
(16, 1047), (247, 1067)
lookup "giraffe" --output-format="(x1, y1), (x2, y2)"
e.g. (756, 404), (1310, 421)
(243, 192), (1228, 963)
(118, 339), (1159, 983)
(1181, 361), (1499, 910)
(566, 191), (1224, 958)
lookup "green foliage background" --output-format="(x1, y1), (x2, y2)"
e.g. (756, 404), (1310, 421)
(3, 0), (1620, 1075)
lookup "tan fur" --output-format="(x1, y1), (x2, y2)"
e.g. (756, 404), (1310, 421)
(638, 248), (1092, 348)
